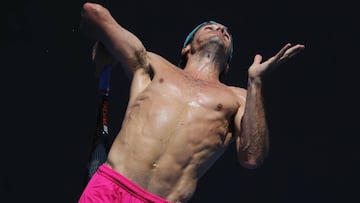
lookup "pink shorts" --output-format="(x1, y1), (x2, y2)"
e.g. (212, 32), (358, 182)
(79, 164), (171, 203)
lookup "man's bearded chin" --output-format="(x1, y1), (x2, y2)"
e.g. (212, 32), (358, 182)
(197, 39), (229, 66)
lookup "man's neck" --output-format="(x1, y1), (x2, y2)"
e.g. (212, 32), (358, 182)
(183, 58), (221, 81)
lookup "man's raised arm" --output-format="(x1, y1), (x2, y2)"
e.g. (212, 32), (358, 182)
(81, 2), (150, 77)
(236, 43), (305, 169)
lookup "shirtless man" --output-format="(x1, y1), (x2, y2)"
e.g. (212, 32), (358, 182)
(79, 2), (305, 203)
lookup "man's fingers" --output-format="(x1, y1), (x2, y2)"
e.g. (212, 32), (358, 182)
(279, 44), (305, 61)
(285, 44), (305, 56)
(274, 43), (292, 60)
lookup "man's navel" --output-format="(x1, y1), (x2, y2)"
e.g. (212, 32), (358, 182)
(216, 103), (223, 111)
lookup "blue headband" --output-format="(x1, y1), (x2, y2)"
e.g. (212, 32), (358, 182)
(182, 21), (233, 63)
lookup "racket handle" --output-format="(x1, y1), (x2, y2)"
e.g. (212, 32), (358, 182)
(84, 64), (112, 185)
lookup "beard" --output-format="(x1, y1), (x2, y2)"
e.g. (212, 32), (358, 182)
(192, 37), (229, 66)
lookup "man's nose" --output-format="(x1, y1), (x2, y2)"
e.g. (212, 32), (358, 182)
(215, 25), (225, 33)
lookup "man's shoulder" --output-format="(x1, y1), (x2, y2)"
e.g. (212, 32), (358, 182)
(147, 52), (179, 72)
(227, 85), (247, 100)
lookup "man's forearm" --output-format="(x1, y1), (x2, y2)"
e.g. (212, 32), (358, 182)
(239, 77), (269, 168)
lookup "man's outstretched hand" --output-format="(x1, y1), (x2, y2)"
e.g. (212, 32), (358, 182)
(248, 43), (305, 79)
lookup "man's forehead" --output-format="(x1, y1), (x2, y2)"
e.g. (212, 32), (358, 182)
(203, 21), (229, 30)
(182, 20), (230, 48)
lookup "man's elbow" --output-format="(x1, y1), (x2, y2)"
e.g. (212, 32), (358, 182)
(81, 2), (105, 21)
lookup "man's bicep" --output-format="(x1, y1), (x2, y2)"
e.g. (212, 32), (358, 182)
(98, 22), (149, 77)
(233, 89), (248, 151)
(234, 100), (252, 167)
(234, 102), (245, 138)
(82, 2), (148, 77)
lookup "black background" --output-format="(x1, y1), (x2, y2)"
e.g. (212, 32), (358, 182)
(2, 0), (351, 202)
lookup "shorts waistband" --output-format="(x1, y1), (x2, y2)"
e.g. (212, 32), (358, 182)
(98, 163), (171, 203)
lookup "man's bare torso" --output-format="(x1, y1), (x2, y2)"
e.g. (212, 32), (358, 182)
(107, 53), (246, 202)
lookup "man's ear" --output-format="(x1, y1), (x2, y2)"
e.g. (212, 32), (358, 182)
(181, 45), (191, 56)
